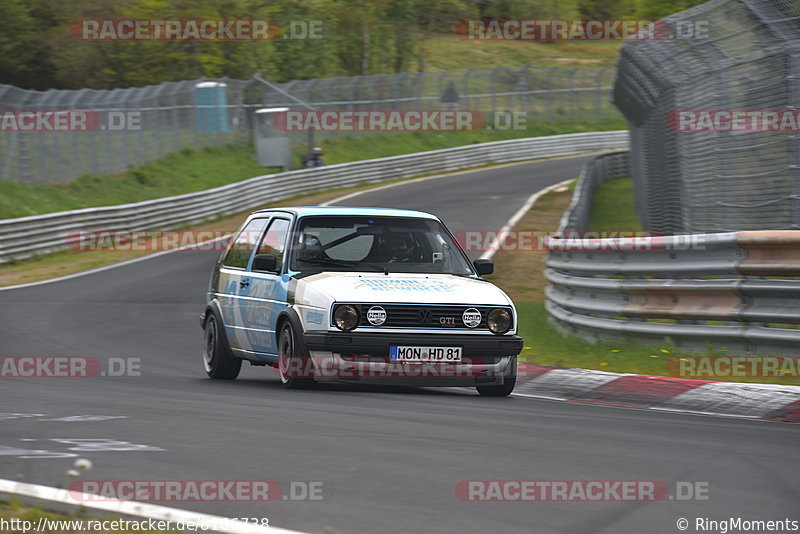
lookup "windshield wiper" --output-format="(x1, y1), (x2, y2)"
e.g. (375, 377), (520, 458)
(297, 257), (389, 275)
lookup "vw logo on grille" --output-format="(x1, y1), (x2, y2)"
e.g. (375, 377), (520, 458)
(417, 309), (433, 324)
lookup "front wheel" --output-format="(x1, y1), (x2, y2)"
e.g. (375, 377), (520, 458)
(203, 314), (241, 379)
(476, 356), (517, 397)
(277, 323), (315, 389)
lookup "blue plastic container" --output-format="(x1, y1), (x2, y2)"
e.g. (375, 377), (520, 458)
(194, 81), (230, 134)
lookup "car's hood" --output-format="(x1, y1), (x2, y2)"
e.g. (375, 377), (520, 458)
(293, 272), (512, 306)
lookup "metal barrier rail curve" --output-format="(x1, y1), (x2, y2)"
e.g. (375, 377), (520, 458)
(546, 151), (800, 355)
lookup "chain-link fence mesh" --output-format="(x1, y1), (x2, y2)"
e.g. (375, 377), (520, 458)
(0, 65), (619, 184)
(614, 0), (800, 234)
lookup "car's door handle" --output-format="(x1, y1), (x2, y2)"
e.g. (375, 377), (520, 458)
(239, 279), (250, 288)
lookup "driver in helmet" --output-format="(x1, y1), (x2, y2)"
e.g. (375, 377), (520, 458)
(380, 232), (419, 263)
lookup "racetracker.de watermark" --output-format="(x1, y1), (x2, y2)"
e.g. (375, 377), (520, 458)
(455, 230), (665, 253)
(66, 230), (232, 253)
(1, 517), (270, 533)
(0, 357), (141, 378)
(668, 110), (800, 132)
(272, 110), (488, 132)
(455, 480), (709, 502)
(68, 19), (327, 41)
(69, 480), (325, 502)
(276, 356), (516, 380)
(455, 19), (709, 41)
(0, 111), (140, 132)
(667, 356), (800, 378)
(453, 230), (711, 253)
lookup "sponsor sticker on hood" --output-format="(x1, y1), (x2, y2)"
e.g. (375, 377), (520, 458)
(354, 278), (456, 293)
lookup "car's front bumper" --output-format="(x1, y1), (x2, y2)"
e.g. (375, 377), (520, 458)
(302, 331), (522, 386)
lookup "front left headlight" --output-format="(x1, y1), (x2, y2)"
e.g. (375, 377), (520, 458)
(333, 304), (360, 331)
(487, 308), (512, 334)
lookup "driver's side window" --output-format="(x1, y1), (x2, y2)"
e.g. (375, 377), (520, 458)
(256, 218), (290, 267)
(223, 218), (269, 269)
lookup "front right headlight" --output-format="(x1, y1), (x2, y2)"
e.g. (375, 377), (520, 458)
(487, 308), (512, 334)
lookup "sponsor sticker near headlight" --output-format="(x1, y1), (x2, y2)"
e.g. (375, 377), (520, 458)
(367, 306), (387, 326)
(462, 308), (482, 328)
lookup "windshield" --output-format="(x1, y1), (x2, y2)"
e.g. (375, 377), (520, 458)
(289, 215), (475, 275)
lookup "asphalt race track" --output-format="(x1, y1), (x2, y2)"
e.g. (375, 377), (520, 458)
(1, 155), (797, 534)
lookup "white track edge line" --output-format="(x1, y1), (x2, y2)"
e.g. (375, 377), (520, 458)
(0, 479), (310, 534)
(320, 154), (589, 207)
(510, 392), (774, 421)
(0, 236), (231, 293)
(479, 177), (575, 260)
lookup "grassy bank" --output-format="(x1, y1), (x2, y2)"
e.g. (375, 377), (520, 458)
(0, 119), (625, 220)
(422, 34), (622, 70)
(0, 145), (268, 220)
(317, 119), (626, 165)
(587, 177), (642, 230)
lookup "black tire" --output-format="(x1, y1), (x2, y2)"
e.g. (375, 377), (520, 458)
(476, 356), (517, 397)
(277, 322), (316, 389)
(203, 314), (241, 380)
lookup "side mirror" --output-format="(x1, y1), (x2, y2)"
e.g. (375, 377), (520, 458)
(473, 258), (494, 276)
(252, 254), (279, 273)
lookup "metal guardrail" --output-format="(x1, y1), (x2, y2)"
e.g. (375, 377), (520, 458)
(0, 130), (628, 263)
(545, 152), (800, 355)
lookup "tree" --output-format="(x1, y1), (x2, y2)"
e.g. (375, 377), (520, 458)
(2, 0), (494, 89)
(577, 0), (637, 19)
(638, 0), (707, 19)
(0, 0), (38, 87)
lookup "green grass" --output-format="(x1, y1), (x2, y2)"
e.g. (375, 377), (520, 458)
(0, 119), (626, 220)
(0, 499), (179, 533)
(422, 32), (623, 71)
(319, 118), (627, 165)
(587, 177), (642, 231)
(515, 301), (800, 384)
(517, 301), (675, 374)
(0, 144), (275, 219)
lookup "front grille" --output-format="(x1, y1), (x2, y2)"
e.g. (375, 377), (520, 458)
(336, 304), (510, 330)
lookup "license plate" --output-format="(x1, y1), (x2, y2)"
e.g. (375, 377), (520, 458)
(389, 346), (462, 363)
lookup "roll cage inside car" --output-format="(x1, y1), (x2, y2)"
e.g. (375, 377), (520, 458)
(284, 214), (478, 276)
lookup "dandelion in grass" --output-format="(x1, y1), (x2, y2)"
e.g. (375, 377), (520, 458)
(660, 349), (670, 354)
(599, 362), (609, 366)
(650, 355), (659, 358)
(610, 349), (620, 353)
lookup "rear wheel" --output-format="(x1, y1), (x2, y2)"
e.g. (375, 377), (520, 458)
(476, 356), (517, 397)
(203, 314), (241, 379)
(277, 323), (315, 389)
